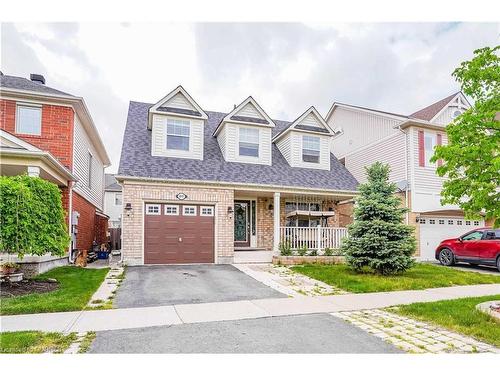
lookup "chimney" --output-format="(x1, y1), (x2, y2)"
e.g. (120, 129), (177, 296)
(30, 74), (45, 85)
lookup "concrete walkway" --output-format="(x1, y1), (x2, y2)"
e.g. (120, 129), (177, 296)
(2, 283), (499, 333)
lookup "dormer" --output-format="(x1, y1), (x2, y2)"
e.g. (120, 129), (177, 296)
(273, 106), (334, 171)
(148, 86), (208, 160)
(213, 96), (275, 165)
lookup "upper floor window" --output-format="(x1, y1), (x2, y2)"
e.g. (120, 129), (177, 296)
(87, 152), (93, 188)
(16, 105), (41, 135)
(424, 133), (436, 165)
(114, 193), (122, 206)
(302, 135), (320, 163)
(166, 119), (190, 151)
(239, 127), (259, 157)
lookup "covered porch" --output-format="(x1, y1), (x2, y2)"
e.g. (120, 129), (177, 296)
(232, 188), (354, 263)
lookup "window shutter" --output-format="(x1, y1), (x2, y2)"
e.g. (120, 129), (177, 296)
(436, 133), (443, 166)
(418, 130), (425, 167)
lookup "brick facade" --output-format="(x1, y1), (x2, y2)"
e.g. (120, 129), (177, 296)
(72, 192), (97, 251)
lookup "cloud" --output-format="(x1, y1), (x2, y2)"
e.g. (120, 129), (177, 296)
(1, 22), (498, 172)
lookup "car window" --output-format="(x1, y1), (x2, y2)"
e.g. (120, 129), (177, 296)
(484, 230), (500, 240)
(462, 231), (483, 241)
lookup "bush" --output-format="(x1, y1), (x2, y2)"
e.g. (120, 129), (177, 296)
(323, 247), (333, 256)
(297, 244), (308, 256)
(309, 248), (318, 256)
(279, 240), (292, 256)
(0, 175), (70, 258)
(341, 162), (416, 275)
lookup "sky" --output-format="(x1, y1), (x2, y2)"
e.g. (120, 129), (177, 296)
(1, 22), (498, 173)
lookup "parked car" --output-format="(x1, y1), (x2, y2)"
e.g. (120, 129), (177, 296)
(435, 228), (500, 271)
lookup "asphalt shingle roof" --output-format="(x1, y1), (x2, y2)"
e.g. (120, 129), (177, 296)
(0, 74), (74, 97)
(118, 101), (359, 192)
(410, 92), (459, 121)
(105, 174), (122, 192)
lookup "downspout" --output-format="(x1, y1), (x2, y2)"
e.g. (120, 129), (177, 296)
(397, 125), (410, 225)
(68, 181), (75, 263)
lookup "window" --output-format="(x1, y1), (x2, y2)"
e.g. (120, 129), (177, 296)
(448, 220), (454, 225)
(429, 219), (436, 224)
(452, 110), (462, 119)
(114, 193), (122, 206)
(438, 219), (445, 225)
(183, 205), (196, 216)
(200, 206), (214, 216)
(146, 204), (160, 215)
(16, 105), (41, 135)
(484, 231), (497, 240)
(285, 201), (297, 213)
(297, 218), (310, 227)
(87, 152), (93, 188)
(465, 220), (471, 225)
(461, 230), (483, 241)
(239, 127), (259, 157)
(302, 135), (320, 163)
(420, 219), (426, 224)
(424, 133), (436, 166)
(457, 220), (462, 225)
(473, 221), (480, 226)
(165, 205), (179, 215)
(166, 118), (190, 151)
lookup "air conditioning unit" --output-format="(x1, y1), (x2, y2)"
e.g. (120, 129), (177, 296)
(72, 211), (80, 226)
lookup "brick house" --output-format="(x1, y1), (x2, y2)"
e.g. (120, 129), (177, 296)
(117, 86), (358, 265)
(0, 72), (110, 272)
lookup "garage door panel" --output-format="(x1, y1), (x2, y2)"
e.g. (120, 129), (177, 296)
(144, 203), (215, 264)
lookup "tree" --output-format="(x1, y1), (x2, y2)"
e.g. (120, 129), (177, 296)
(432, 46), (500, 227)
(0, 175), (70, 259)
(342, 162), (416, 275)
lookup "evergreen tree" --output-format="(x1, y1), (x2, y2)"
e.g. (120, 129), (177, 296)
(342, 162), (416, 275)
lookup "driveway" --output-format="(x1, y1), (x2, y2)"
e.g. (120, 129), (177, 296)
(114, 264), (286, 308)
(89, 313), (402, 353)
(429, 261), (499, 275)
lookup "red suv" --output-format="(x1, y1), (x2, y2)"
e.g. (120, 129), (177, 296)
(435, 228), (500, 271)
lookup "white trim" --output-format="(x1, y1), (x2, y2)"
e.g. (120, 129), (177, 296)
(200, 206), (214, 217)
(325, 102), (408, 123)
(145, 203), (161, 215)
(164, 204), (179, 215)
(429, 92), (470, 123)
(273, 106), (333, 142)
(0, 129), (40, 151)
(15, 103), (42, 136)
(182, 205), (197, 216)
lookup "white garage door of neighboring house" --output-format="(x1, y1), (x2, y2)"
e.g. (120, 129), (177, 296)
(419, 217), (484, 260)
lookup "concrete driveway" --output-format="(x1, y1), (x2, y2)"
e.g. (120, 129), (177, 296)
(114, 264), (286, 308)
(89, 313), (402, 353)
(429, 261), (499, 275)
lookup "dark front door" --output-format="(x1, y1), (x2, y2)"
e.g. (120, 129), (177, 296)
(234, 200), (250, 247)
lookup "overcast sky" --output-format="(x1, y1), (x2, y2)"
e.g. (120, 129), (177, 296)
(1, 22), (498, 172)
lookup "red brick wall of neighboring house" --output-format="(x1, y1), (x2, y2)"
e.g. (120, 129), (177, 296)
(94, 214), (109, 247)
(72, 192), (97, 252)
(0, 99), (74, 169)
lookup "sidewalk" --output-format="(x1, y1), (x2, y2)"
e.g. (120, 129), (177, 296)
(2, 283), (499, 333)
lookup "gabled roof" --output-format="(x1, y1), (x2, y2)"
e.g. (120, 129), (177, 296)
(409, 92), (463, 121)
(118, 101), (359, 193)
(273, 106), (334, 142)
(213, 96), (276, 136)
(325, 101), (409, 123)
(0, 74), (74, 97)
(104, 174), (122, 192)
(148, 85), (208, 129)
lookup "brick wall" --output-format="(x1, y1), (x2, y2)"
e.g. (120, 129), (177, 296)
(72, 192), (97, 251)
(0, 99), (74, 169)
(94, 214), (109, 246)
(122, 181), (234, 265)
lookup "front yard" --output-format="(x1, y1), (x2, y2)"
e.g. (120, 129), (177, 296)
(0, 266), (109, 315)
(291, 263), (500, 293)
(0, 331), (77, 354)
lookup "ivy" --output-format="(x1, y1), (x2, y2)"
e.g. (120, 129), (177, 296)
(0, 175), (70, 258)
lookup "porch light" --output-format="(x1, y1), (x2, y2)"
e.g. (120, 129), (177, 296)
(124, 203), (132, 211)
(227, 206), (234, 215)
(268, 203), (274, 211)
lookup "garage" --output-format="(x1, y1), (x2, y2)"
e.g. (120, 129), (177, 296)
(419, 216), (484, 260)
(144, 203), (215, 264)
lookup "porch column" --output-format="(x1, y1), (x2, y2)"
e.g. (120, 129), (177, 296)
(27, 166), (40, 177)
(273, 192), (281, 252)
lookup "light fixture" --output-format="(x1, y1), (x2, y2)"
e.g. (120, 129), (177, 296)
(227, 206), (234, 215)
(268, 203), (274, 211)
(124, 203), (132, 211)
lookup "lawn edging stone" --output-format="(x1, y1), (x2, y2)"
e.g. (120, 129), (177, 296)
(272, 255), (345, 266)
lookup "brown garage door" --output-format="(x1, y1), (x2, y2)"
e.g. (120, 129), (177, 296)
(144, 203), (215, 264)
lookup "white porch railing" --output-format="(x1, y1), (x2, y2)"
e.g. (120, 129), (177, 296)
(280, 226), (348, 250)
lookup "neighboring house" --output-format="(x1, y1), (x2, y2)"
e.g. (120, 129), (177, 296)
(326, 91), (486, 260)
(104, 174), (122, 228)
(117, 86), (358, 265)
(0, 72), (111, 271)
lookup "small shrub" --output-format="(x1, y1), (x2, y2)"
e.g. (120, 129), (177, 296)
(279, 240), (292, 256)
(309, 248), (318, 256)
(297, 244), (308, 256)
(323, 247), (333, 256)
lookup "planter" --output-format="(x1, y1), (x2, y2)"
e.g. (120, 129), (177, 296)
(1, 272), (24, 282)
(273, 255), (345, 266)
(0, 264), (20, 275)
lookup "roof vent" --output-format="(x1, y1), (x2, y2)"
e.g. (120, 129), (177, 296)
(30, 74), (45, 85)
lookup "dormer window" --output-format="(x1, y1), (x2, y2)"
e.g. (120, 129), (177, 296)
(302, 135), (320, 163)
(166, 118), (190, 151)
(239, 127), (259, 157)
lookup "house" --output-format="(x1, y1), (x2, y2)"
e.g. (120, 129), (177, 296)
(325, 91), (486, 260)
(104, 173), (122, 250)
(116, 86), (358, 265)
(0, 72), (110, 272)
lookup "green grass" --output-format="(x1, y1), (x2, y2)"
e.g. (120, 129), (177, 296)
(0, 331), (77, 353)
(0, 266), (109, 315)
(77, 332), (96, 353)
(392, 294), (500, 347)
(291, 263), (500, 293)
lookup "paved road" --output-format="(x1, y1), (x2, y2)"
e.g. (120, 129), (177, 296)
(114, 264), (286, 308)
(89, 313), (402, 353)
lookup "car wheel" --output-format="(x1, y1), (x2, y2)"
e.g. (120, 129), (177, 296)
(496, 257), (500, 272)
(438, 248), (455, 266)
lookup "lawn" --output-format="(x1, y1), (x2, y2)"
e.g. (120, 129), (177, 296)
(392, 294), (500, 347)
(0, 266), (108, 315)
(291, 263), (500, 293)
(0, 331), (77, 353)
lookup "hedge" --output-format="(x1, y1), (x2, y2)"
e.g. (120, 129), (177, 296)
(0, 175), (70, 258)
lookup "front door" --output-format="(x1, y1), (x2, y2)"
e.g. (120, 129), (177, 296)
(234, 200), (250, 247)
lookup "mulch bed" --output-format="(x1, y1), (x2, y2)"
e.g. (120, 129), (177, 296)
(0, 280), (60, 298)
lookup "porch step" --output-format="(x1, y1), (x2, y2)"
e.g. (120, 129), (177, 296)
(233, 250), (274, 264)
